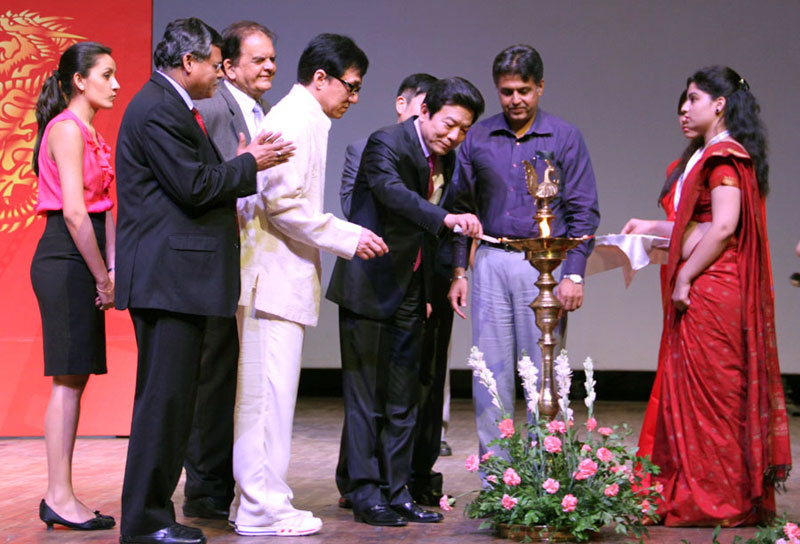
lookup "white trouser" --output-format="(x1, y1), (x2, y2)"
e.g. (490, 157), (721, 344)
(229, 297), (306, 526)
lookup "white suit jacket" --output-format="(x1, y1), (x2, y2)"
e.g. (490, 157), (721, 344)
(238, 84), (361, 326)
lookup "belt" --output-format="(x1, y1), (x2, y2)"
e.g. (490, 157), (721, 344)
(482, 240), (522, 252)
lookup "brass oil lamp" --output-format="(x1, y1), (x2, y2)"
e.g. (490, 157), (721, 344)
(500, 159), (590, 420)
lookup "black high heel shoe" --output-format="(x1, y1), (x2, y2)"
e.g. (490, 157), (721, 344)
(39, 499), (116, 531)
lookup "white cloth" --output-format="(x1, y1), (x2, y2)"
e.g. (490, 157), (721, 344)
(230, 296), (308, 526)
(585, 234), (669, 286)
(674, 129), (730, 211)
(238, 84), (362, 327)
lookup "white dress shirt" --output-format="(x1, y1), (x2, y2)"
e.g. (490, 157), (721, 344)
(225, 80), (262, 139)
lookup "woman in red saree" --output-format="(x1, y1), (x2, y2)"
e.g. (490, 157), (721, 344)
(623, 66), (791, 526)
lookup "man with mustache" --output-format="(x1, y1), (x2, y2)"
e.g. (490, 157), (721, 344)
(182, 20), (294, 523)
(448, 44), (600, 463)
(115, 17), (284, 544)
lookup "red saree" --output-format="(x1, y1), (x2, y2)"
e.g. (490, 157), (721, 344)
(646, 142), (791, 526)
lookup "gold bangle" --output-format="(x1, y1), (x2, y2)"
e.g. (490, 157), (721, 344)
(96, 282), (114, 295)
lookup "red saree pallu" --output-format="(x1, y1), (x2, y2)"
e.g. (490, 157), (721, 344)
(646, 142), (791, 526)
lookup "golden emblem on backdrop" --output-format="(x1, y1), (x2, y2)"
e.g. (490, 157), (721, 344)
(0, 10), (83, 233)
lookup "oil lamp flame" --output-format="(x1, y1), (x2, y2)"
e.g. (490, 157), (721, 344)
(539, 217), (551, 238)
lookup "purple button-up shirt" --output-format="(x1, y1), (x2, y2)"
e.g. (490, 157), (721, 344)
(452, 109), (600, 276)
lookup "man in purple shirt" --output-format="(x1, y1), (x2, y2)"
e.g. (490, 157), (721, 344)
(448, 44), (599, 458)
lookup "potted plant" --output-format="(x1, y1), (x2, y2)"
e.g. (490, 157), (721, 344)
(459, 347), (662, 542)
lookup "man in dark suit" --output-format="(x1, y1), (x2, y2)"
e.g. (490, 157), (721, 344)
(326, 77), (484, 527)
(115, 18), (287, 544)
(336, 73), (456, 508)
(182, 20), (293, 521)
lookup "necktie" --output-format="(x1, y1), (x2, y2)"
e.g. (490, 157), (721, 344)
(253, 103), (264, 131)
(427, 155), (435, 199)
(192, 107), (208, 137)
(413, 155), (437, 272)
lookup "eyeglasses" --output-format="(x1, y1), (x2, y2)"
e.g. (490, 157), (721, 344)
(331, 75), (361, 96)
(192, 54), (223, 71)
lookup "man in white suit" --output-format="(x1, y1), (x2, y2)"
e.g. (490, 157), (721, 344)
(230, 33), (387, 537)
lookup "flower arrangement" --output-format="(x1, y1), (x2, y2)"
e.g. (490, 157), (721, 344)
(461, 347), (662, 542)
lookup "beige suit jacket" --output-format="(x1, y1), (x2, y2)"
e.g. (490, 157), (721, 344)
(238, 84), (361, 326)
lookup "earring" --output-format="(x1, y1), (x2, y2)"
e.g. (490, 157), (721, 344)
(715, 108), (721, 115)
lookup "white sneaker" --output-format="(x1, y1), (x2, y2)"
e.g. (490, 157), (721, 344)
(234, 514), (323, 537)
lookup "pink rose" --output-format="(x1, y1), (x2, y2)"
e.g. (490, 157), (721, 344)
(573, 458), (598, 480)
(775, 539), (788, 544)
(501, 494), (518, 510)
(604, 483), (619, 497)
(580, 444), (592, 454)
(585, 417), (597, 431)
(785, 523), (800, 540)
(542, 478), (560, 494)
(640, 499), (651, 514)
(547, 420), (567, 434)
(654, 482), (664, 494)
(481, 451), (494, 462)
(498, 418), (515, 438)
(596, 447), (614, 463)
(465, 454), (479, 472)
(597, 427), (613, 436)
(612, 464), (635, 484)
(487, 474), (498, 484)
(544, 435), (562, 454)
(439, 495), (453, 511)
(561, 494), (578, 512)
(503, 467), (521, 486)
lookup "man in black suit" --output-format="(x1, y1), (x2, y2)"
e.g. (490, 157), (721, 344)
(326, 77), (485, 527)
(182, 20), (293, 521)
(335, 73), (455, 508)
(115, 18), (287, 544)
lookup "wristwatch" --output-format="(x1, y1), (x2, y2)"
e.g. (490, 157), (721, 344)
(565, 274), (584, 285)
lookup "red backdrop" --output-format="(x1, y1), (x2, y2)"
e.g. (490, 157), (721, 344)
(0, 2), (152, 436)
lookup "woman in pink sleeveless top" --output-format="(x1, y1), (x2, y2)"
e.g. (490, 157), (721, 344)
(30, 42), (118, 531)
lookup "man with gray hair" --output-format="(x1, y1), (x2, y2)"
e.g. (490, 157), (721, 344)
(115, 17), (285, 544)
(182, 20), (294, 522)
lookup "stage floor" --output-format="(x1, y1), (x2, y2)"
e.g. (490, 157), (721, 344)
(1, 398), (798, 543)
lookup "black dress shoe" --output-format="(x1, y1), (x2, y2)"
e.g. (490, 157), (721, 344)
(411, 488), (444, 507)
(338, 496), (352, 509)
(439, 440), (453, 456)
(182, 496), (229, 520)
(119, 523), (206, 544)
(39, 499), (115, 531)
(353, 504), (407, 527)
(390, 502), (443, 523)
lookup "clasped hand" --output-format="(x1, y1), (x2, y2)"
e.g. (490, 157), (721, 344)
(238, 130), (297, 171)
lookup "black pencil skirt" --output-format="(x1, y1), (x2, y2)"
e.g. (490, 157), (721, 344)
(30, 211), (108, 376)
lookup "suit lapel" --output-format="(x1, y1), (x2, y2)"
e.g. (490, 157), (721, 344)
(401, 118), (430, 197)
(150, 73), (222, 162)
(217, 83), (251, 144)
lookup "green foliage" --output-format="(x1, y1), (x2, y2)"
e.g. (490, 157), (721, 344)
(679, 514), (800, 544)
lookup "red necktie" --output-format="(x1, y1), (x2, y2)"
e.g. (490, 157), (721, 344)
(192, 107), (208, 137)
(427, 155), (435, 198)
(413, 156), (437, 271)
